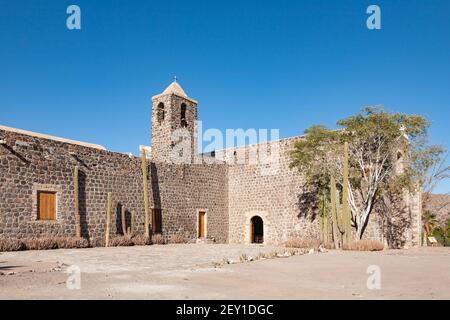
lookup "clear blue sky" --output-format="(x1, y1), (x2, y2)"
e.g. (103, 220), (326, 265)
(0, 0), (449, 193)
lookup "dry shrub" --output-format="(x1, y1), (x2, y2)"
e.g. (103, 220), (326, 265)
(343, 240), (384, 251)
(0, 236), (90, 252)
(321, 242), (336, 250)
(54, 237), (90, 249)
(108, 235), (134, 247)
(23, 237), (58, 250)
(168, 234), (187, 244)
(0, 237), (24, 252)
(151, 234), (165, 245)
(284, 237), (321, 249)
(131, 234), (151, 246)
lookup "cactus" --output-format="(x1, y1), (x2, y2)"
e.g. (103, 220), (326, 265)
(73, 166), (81, 238)
(342, 142), (351, 245)
(105, 192), (112, 247)
(121, 204), (127, 236)
(330, 175), (340, 248)
(141, 149), (150, 238)
(130, 212), (134, 235)
(322, 191), (329, 244)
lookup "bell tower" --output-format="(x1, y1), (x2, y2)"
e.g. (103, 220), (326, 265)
(151, 79), (198, 163)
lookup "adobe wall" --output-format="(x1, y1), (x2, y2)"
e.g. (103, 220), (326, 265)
(0, 128), (228, 244)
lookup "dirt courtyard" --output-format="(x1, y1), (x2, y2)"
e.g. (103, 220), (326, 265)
(0, 244), (449, 300)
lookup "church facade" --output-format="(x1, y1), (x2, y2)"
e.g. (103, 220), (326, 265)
(0, 81), (422, 247)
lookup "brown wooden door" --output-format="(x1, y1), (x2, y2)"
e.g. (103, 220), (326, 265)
(152, 209), (162, 234)
(198, 212), (206, 238)
(38, 191), (56, 220)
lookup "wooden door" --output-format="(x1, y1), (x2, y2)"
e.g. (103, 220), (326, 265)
(152, 209), (162, 234)
(198, 212), (206, 238)
(38, 191), (56, 220)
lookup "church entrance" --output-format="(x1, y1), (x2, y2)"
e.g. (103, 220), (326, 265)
(250, 216), (264, 244)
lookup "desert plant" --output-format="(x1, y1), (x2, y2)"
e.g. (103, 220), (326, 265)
(290, 107), (445, 240)
(422, 210), (438, 246)
(168, 234), (187, 244)
(342, 240), (384, 251)
(341, 141), (351, 246)
(23, 237), (59, 250)
(141, 149), (150, 238)
(0, 237), (25, 252)
(105, 192), (112, 247)
(109, 235), (134, 247)
(284, 237), (321, 249)
(74, 166), (81, 238)
(151, 234), (165, 245)
(55, 236), (90, 249)
(132, 234), (151, 246)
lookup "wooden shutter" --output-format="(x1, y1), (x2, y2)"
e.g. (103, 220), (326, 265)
(38, 191), (56, 220)
(152, 209), (162, 234)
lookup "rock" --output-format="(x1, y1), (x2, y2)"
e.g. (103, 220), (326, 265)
(247, 256), (254, 262)
(308, 248), (315, 255)
(226, 258), (237, 264)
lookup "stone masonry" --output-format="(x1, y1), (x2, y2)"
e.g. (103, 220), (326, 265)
(0, 80), (421, 247)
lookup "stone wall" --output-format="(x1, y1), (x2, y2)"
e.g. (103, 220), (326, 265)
(218, 137), (420, 247)
(0, 127), (228, 244)
(216, 138), (320, 245)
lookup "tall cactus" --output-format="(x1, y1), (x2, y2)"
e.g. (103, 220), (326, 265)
(105, 192), (112, 247)
(319, 200), (324, 242)
(330, 175), (340, 248)
(73, 166), (81, 238)
(322, 191), (329, 244)
(121, 204), (127, 236)
(141, 149), (150, 238)
(342, 142), (351, 245)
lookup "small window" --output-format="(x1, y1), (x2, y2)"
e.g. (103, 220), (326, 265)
(152, 209), (162, 234)
(180, 103), (187, 127)
(157, 102), (165, 123)
(37, 191), (56, 220)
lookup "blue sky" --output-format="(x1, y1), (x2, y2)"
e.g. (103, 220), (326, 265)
(0, 0), (449, 193)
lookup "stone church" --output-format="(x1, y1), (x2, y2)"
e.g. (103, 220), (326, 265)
(0, 81), (422, 247)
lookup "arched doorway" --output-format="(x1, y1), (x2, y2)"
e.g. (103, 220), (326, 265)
(250, 216), (264, 244)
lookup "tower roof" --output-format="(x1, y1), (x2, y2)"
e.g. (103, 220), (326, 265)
(152, 78), (197, 103)
(162, 80), (188, 98)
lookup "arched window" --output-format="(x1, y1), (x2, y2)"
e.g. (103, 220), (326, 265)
(157, 102), (165, 123)
(180, 103), (187, 127)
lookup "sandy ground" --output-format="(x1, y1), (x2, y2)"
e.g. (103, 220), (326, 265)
(0, 244), (449, 300)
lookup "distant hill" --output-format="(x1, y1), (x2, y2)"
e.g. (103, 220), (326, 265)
(423, 194), (450, 226)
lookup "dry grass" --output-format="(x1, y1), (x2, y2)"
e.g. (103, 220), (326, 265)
(343, 240), (384, 251)
(131, 234), (151, 246)
(0, 237), (24, 252)
(109, 235), (135, 247)
(151, 234), (165, 245)
(0, 236), (90, 252)
(284, 237), (321, 249)
(168, 234), (187, 244)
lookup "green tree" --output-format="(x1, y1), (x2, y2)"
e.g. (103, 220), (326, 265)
(290, 107), (444, 240)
